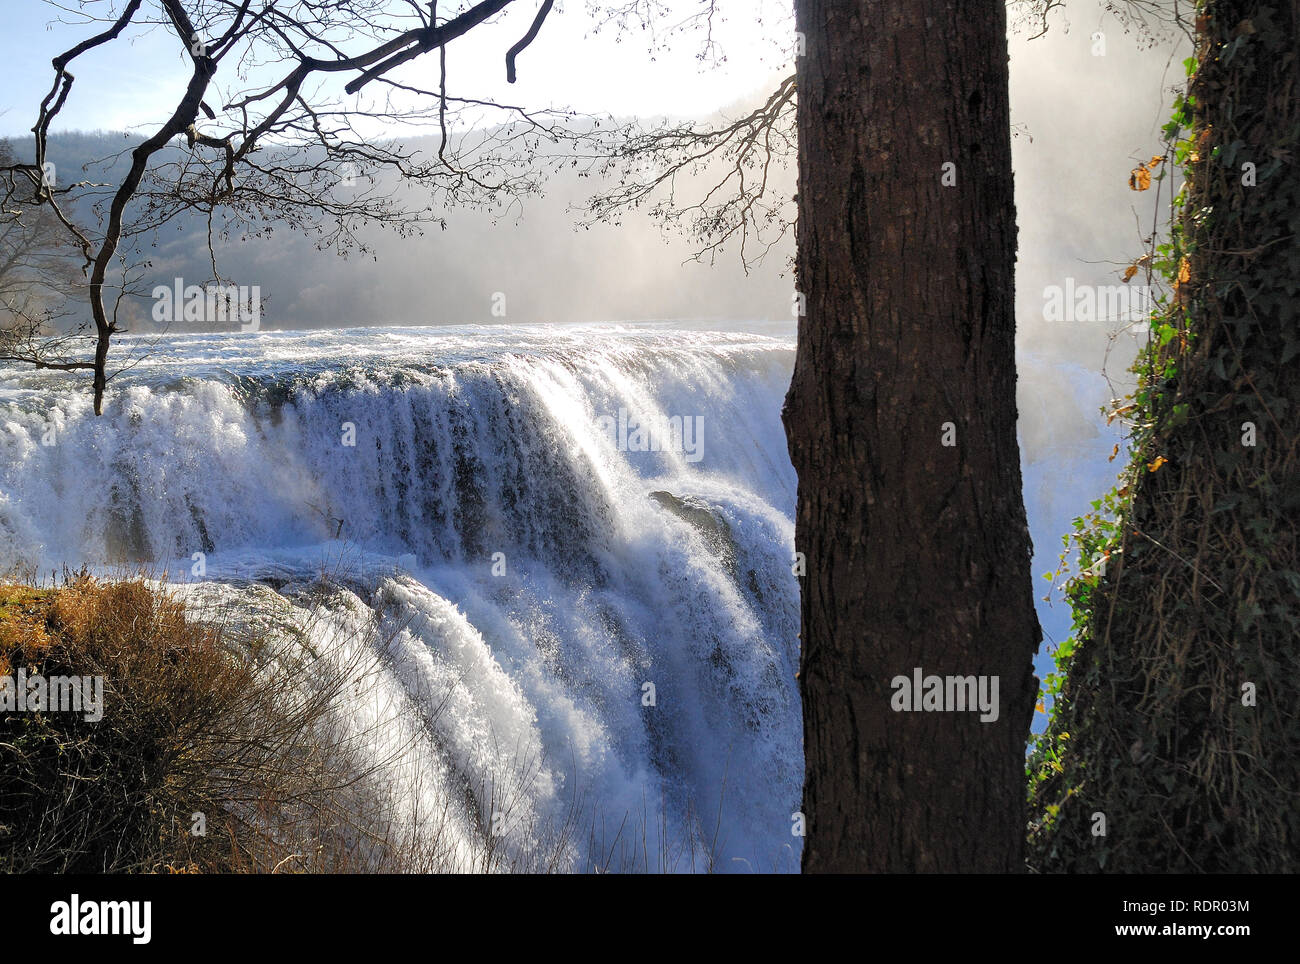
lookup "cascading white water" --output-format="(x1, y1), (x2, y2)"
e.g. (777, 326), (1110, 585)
(0, 322), (803, 872)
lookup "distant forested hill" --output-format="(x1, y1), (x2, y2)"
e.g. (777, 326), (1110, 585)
(7, 128), (793, 333)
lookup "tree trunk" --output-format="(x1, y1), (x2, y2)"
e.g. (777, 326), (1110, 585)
(1027, 0), (1300, 873)
(785, 0), (1040, 872)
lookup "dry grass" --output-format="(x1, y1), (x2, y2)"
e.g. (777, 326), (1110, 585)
(0, 572), (402, 872)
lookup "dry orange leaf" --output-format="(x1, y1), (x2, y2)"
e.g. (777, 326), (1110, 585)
(1129, 166), (1152, 191)
(1148, 155), (1164, 169)
(1106, 402), (1136, 424)
(1109, 443), (1120, 462)
(1147, 455), (1168, 472)
(1177, 258), (1191, 284)
(1122, 264), (1140, 282)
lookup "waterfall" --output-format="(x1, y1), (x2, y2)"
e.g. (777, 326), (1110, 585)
(0, 323), (804, 872)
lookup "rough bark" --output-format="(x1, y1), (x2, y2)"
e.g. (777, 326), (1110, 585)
(785, 0), (1041, 871)
(1028, 0), (1300, 873)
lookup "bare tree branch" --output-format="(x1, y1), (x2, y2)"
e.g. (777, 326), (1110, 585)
(506, 0), (555, 83)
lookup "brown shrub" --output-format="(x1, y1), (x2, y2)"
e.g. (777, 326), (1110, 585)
(0, 574), (368, 872)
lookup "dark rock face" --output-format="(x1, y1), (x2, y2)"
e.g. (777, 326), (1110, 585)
(648, 490), (739, 576)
